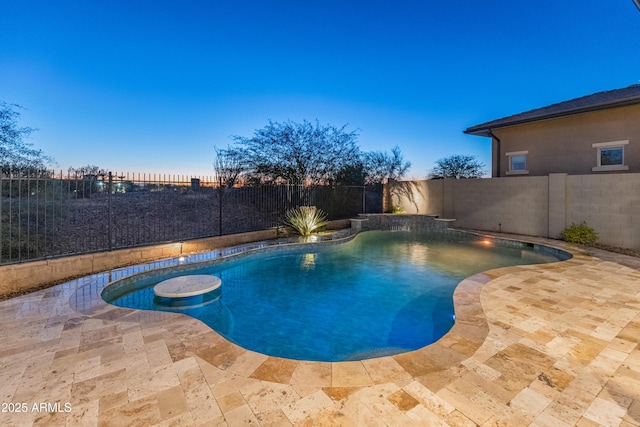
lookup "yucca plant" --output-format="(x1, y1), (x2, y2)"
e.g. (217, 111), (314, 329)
(386, 205), (405, 214)
(283, 206), (328, 236)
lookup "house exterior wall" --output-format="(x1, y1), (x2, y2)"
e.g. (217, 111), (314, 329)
(490, 103), (640, 177)
(387, 173), (640, 250)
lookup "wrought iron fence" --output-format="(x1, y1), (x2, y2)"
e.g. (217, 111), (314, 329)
(0, 170), (382, 264)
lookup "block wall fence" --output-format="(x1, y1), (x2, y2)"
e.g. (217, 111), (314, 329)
(385, 173), (640, 250)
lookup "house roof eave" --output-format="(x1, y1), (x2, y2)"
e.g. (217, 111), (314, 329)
(464, 84), (640, 138)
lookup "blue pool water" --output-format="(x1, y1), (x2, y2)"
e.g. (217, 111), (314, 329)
(105, 231), (564, 361)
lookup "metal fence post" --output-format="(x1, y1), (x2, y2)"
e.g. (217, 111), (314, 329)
(108, 171), (113, 251)
(218, 176), (223, 236)
(0, 174), (3, 264)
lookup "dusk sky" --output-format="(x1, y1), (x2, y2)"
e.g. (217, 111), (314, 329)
(2, 1), (639, 178)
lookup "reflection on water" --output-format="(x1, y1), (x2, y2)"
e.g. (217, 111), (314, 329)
(301, 253), (316, 270)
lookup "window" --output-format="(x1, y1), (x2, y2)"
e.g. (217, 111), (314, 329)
(592, 140), (629, 172)
(505, 151), (528, 175)
(510, 155), (526, 170)
(600, 147), (623, 165)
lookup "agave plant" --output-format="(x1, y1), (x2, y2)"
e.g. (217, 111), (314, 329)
(283, 206), (328, 236)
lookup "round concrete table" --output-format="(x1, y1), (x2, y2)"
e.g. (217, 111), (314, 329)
(153, 275), (222, 298)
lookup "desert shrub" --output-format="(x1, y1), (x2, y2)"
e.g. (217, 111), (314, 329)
(283, 206), (327, 236)
(560, 221), (598, 245)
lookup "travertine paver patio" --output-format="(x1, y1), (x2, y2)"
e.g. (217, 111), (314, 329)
(0, 234), (639, 426)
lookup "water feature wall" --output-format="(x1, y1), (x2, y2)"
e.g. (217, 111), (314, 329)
(357, 214), (455, 233)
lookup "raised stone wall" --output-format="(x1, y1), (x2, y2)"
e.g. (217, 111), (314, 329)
(0, 219), (351, 297)
(358, 214), (455, 233)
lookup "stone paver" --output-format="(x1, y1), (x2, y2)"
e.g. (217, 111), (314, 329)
(0, 234), (639, 426)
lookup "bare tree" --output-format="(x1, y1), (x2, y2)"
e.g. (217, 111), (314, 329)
(429, 154), (485, 179)
(229, 120), (360, 185)
(68, 164), (107, 178)
(213, 146), (246, 187)
(0, 101), (52, 174)
(362, 146), (411, 184)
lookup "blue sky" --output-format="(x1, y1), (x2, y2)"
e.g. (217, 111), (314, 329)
(1, 1), (639, 178)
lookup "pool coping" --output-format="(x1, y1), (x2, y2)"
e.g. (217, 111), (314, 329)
(100, 229), (358, 302)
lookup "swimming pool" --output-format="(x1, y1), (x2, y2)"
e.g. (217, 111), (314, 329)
(103, 230), (568, 361)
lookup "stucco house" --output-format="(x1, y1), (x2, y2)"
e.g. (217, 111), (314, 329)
(464, 84), (640, 177)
